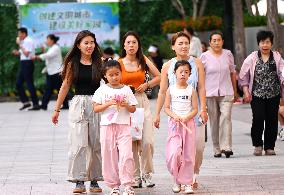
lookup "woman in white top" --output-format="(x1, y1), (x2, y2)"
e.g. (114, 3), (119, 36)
(34, 34), (68, 110)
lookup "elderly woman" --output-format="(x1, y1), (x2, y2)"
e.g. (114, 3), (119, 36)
(239, 30), (284, 156)
(200, 31), (238, 158)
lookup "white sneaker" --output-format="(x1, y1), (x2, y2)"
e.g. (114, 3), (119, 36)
(122, 186), (135, 195)
(279, 129), (284, 141)
(142, 173), (155, 187)
(184, 184), (194, 194)
(131, 177), (142, 188)
(172, 183), (181, 193)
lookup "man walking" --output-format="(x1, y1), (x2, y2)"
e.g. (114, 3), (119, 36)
(13, 27), (40, 110)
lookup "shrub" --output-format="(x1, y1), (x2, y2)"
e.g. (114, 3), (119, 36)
(161, 15), (222, 33)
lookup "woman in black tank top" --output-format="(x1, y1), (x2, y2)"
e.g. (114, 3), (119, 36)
(51, 30), (103, 194)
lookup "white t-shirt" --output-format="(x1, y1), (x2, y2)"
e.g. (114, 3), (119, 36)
(39, 44), (63, 75)
(19, 36), (35, 61)
(92, 84), (138, 125)
(170, 84), (193, 117)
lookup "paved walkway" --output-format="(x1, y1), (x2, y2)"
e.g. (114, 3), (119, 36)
(0, 100), (284, 195)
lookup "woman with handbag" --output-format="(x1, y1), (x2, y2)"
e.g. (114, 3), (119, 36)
(154, 31), (208, 190)
(118, 31), (160, 188)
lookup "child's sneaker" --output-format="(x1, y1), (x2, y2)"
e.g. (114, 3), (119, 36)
(172, 184), (181, 193)
(73, 181), (86, 193)
(89, 180), (102, 193)
(184, 184), (194, 194)
(123, 186), (135, 195)
(111, 187), (120, 195)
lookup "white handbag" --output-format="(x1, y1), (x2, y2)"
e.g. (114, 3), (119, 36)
(130, 108), (144, 141)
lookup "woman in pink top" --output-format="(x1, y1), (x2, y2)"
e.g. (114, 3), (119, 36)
(200, 31), (238, 158)
(239, 30), (284, 156)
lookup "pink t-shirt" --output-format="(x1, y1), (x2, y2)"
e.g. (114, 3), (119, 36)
(200, 49), (235, 97)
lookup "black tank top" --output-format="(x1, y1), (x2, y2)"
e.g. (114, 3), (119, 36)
(74, 63), (100, 95)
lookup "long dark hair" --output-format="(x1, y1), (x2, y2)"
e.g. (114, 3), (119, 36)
(62, 30), (103, 84)
(120, 31), (148, 71)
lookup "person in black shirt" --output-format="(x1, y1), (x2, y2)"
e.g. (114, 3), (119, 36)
(51, 30), (103, 194)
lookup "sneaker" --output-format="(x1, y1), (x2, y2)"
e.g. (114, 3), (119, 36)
(142, 173), (155, 188)
(19, 103), (31, 110)
(89, 180), (102, 193)
(131, 177), (142, 188)
(172, 183), (181, 193)
(123, 186), (135, 195)
(184, 184), (194, 194)
(279, 129), (284, 141)
(28, 105), (41, 111)
(111, 187), (120, 195)
(253, 146), (263, 156)
(73, 181), (86, 193)
(265, 149), (276, 155)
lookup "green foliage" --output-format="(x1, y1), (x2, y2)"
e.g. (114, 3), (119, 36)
(0, 4), (46, 96)
(243, 14), (284, 27)
(0, 4), (18, 95)
(243, 14), (267, 27)
(119, 0), (225, 59)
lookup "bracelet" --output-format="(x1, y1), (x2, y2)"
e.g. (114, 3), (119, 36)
(54, 109), (60, 112)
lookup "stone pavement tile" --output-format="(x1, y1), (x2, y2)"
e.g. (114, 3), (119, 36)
(1, 101), (284, 194)
(1, 185), (32, 195)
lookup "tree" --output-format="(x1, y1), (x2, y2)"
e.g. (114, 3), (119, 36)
(171, 0), (208, 20)
(198, 0), (207, 17)
(232, 0), (246, 69)
(245, 0), (260, 16)
(171, 0), (186, 19)
(267, 0), (283, 52)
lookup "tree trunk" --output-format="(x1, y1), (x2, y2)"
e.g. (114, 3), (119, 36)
(198, 0), (207, 17)
(171, 0), (186, 19)
(232, 0), (247, 70)
(192, 0), (199, 20)
(245, 0), (253, 15)
(267, 0), (283, 52)
(223, 0), (234, 52)
(254, 2), (260, 16)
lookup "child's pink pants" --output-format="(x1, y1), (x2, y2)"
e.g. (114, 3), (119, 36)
(100, 124), (135, 188)
(166, 118), (196, 185)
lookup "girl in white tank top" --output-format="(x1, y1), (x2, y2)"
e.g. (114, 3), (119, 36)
(164, 60), (198, 194)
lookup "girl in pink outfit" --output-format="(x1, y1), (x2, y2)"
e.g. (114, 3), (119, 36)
(93, 59), (137, 195)
(164, 60), (198, 194)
